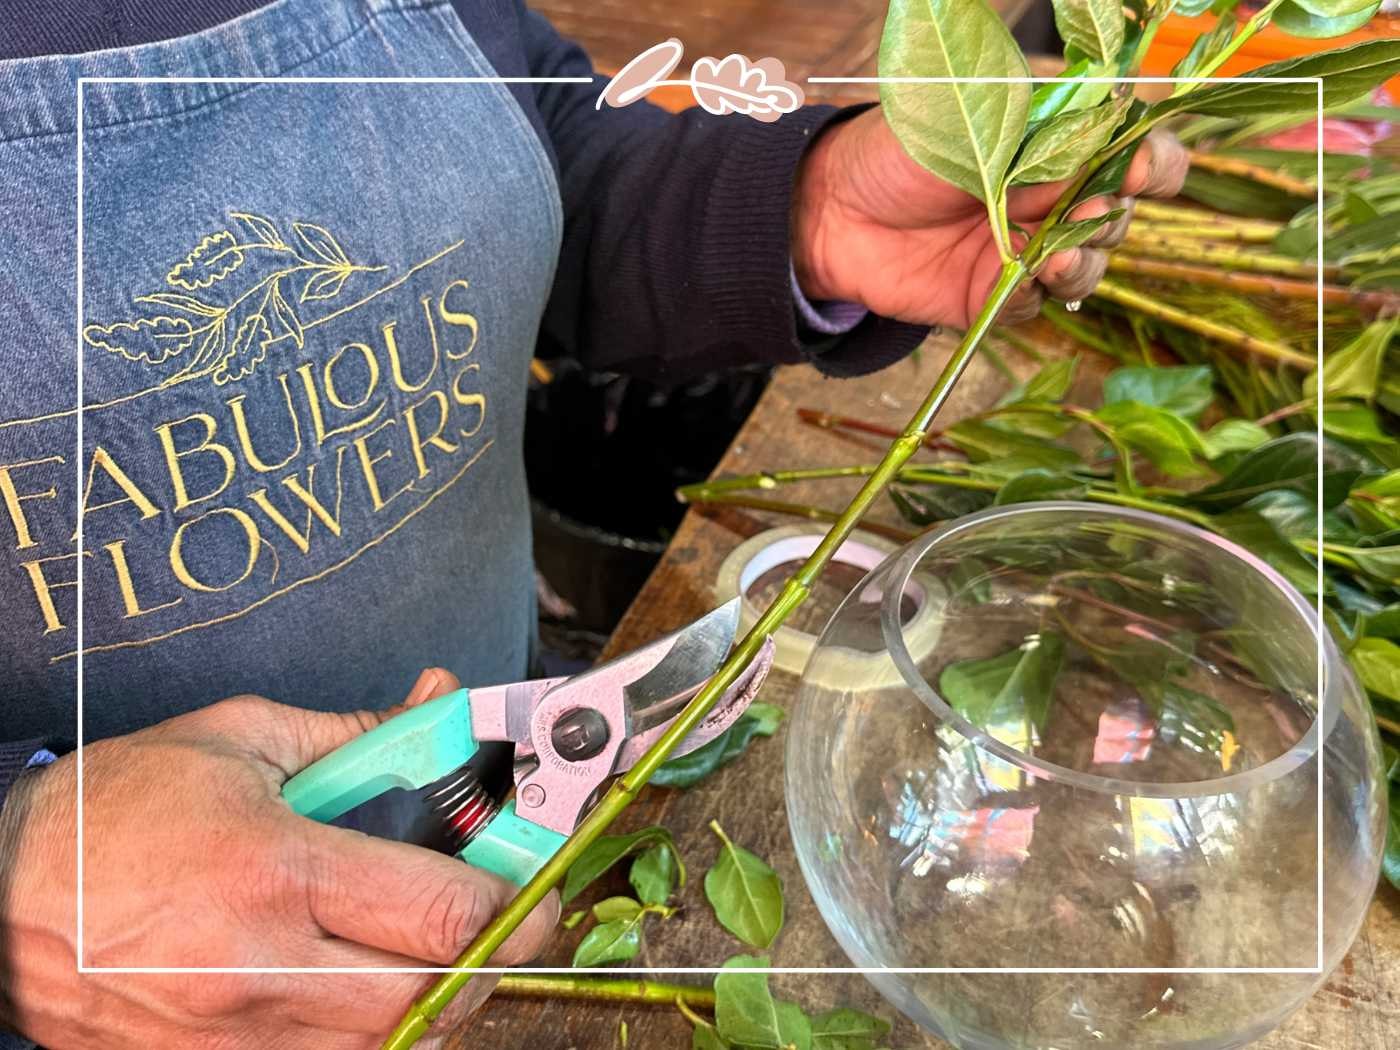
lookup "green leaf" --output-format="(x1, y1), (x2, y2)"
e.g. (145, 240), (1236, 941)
(593, 896), (644, 923)
(572, 915), (644, 967)
(1348, 544), (1400, 583)
(1011, 99), (1127, 185)
(562, 909), (587, 930)
(1052, 0), (1125, 64)
(1103, 364), (1215, 419)
(1351, 636), (1400, 700)
(947, 420), (1082, 470)
(1322, 403), (1392, 446)
(879, 0), (1031, 206)
(651, 703), (785, 790)
(1311, 316), (1398, 402)
(1190, 433), (1365, 510)
(1212, 506), (1319, 596)
(1028, 58), (1102, 123)
(694, 1027), (732, 1050)
(810, 1008), (892, 1050)
(993, 468), (1088, 505)
(1035, 210), (1124, 258)
(1172, 15), (1238, 78)
(630, 844), (681, 906)
(1095, 401), (1208, 477)
(1200, 419), (1271, 460)
(939, 631), (1065, 732)
(1384, 775), (1400, 891)
(1275, 2), (1380, 39)
(1288, 0), (1381, 18)
(714, 957), (812, 1050)
(1151, 39), (1400, 119)
(1073, 100), (1149, 204)
(563, 826), (677, 904)
(705, 823), (784, 950)
(1012, 356), (1080, 404)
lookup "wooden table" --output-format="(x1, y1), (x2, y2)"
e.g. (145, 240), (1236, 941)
(464, 327), (1400, 1048)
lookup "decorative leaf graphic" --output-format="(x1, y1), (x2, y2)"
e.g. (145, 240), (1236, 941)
(293, 222), (350, 266)
(597, 38), (685, 109)
(83, 315), (198, 364)
(230, 211), (286, 248)
(300, 266), (353, 303)
(689, 54), (803, 122)
(166, 230), (243, 290)
(134, 291), (223, 318)
(269, 285), (304, 348)
(213, 314), (271, 386)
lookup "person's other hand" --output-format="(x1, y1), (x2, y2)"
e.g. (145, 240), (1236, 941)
(791, 106), (1191, 325)
(0, 667), (558, 1050)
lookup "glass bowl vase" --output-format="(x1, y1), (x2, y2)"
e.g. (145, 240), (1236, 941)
(786, 503), (1386, 1050)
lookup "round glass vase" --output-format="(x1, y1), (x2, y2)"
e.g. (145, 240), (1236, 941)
(786, 503), (1386, 1050)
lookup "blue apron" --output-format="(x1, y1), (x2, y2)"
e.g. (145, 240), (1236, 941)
(0, 0), (564, 743)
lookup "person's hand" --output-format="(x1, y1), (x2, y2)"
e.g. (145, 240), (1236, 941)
(0, 668), (558, 1050)
(791, 106), (1191, 325)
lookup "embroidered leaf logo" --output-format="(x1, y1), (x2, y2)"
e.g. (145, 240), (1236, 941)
(293, 222), (351, 266)
(167, 230), (243, 290)
(216, 314), (271, 386)
(82, 315), (197, 364)
(84, 211), (383, 387)
(597, 39), (804, 121)
(230, 211), (287, 249)
(300, 267), (352, 303)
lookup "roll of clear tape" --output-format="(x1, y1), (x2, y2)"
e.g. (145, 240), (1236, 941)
(713, 524), (945, 687)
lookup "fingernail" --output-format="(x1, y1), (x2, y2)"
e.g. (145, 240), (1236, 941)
(405, 668), (441, 707)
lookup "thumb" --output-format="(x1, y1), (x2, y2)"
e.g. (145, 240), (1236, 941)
(229, 666), (465, 780)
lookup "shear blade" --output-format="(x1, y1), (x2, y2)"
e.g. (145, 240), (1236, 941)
(623, 597), (741, 732)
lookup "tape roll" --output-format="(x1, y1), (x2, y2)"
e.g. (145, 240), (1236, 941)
(714, 525), (945, 686)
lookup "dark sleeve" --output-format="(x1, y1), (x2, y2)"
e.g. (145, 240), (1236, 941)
(520, 11), (928, 383)
(0, 739), (48, 823)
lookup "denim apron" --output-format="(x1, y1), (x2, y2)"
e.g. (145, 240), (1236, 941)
(0, 0), (563, 744)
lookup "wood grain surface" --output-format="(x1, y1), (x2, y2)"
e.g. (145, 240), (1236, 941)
(457, 325), (1400, 1048)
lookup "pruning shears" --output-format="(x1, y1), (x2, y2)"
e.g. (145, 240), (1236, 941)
(283, 599), (774, 885)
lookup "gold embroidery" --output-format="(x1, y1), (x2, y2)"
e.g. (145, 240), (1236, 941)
(53, 439), (493, 662)
(0, 240), (465, 435)
(0, 456), (64, 551)
(83, 212), (385, 388)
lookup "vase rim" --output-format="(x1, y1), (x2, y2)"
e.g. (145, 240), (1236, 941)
(880, 501), (1335, 800)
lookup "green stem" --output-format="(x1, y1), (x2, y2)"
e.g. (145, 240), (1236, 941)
(1041, 304), (1135, 363)
(1091, 279), (1314, 368)
(681, 490), (917, 543)
(380, 260), (1031, 1050)
(1132, 220), (1280, 245)
(1118, 233), (1337, 279)
(993, 326), (1046, 364)
(1187, 148), (1316, 199)
(1132, 201), (1283, 237)
(1191, 0), (1286, 83)
(495, 975), (715, 1009)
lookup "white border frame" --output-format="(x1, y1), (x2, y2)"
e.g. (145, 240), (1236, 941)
(75, 73), (1326, 977)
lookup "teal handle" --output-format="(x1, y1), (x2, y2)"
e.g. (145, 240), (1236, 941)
(281, 688), (564, 885)
(282, 689), (479, 822)
(460, 801), (566, 886)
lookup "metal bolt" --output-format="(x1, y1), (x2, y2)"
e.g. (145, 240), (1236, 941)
(520, 784), (546, 808)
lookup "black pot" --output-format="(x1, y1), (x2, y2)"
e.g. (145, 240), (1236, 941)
(525, 363), (769, 632)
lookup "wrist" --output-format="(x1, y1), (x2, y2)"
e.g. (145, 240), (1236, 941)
(0, 757), (79, 1043)
(795, 116), (845, 303)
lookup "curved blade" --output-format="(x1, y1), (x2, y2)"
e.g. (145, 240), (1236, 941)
(623, 597), (741, 732)
(615, 636), (775, 771)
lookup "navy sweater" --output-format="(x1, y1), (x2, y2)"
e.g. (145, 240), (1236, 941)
(0, 4), (925, 817)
